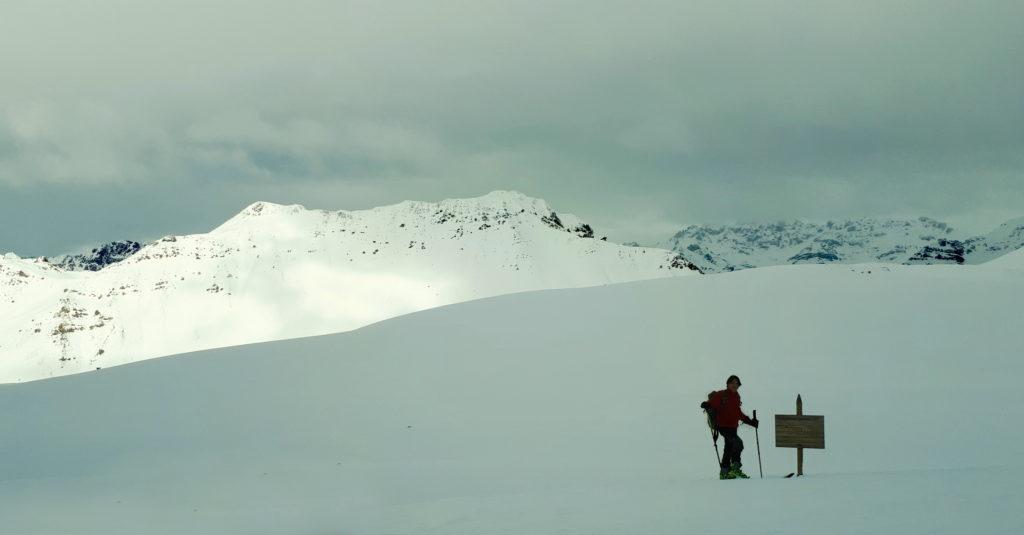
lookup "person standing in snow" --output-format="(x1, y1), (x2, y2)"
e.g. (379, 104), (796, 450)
(701, 375), (758, 479)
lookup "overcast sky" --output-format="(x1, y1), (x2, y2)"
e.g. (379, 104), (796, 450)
(2, 0), (1022, 256)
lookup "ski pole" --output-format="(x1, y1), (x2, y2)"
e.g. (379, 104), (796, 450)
(754, 409), (763, 479)
(712, 430), (721, 467)
(704, 410), (721, 467)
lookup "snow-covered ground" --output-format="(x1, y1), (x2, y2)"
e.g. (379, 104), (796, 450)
(0, 191), (696, 383)
(1, 259), (1020, 533)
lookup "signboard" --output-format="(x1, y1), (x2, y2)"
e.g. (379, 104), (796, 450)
(775, 415), (825, 449)
(774, 394), (826, 476)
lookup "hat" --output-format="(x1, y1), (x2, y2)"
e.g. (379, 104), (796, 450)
(726, 375), (741, 386)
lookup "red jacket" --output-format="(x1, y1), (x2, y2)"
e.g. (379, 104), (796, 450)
(706, 389), (752, 429)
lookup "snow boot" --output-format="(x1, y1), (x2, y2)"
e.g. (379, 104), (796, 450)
(729, 464), (750, 479)
(719, 467), (735, 480)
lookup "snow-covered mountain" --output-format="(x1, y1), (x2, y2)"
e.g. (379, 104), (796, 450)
(0, 191), (699, 383)
(662, 216), (1024, 273)
(49, 240), (143, 271)
(1, 261), (1021, 533)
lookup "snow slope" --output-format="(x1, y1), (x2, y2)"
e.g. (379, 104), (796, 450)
(984, 243), (1024, 268)
(663, 216), (1024, 272)
(0, 191), (697, 382)
(0, 261), (1021, 534)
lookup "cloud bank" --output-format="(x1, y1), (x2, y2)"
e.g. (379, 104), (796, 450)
(1, 0), (1022, 254)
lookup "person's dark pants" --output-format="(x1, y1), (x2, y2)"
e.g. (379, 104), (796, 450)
(718, 426), (744, 471)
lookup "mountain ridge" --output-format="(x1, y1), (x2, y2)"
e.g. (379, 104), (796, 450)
(661, 215), (1024, 273)
(0, 190), (698, 383)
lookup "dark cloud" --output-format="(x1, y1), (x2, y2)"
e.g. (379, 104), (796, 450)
(2, 0), (1022, 255)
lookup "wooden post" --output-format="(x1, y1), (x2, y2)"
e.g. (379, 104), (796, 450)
(796, 394), (803, 476)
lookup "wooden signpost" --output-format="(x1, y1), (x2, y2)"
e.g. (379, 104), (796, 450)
(774, 394), (825, 476)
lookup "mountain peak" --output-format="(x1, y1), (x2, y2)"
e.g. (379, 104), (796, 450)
(234, 200), (308, 219)
(231, 191), (544, 219)
(214, 191), (570, 236)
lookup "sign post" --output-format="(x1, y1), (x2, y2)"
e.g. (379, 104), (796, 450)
(774, 394), (825, 476)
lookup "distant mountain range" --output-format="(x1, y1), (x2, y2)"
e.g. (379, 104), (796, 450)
(0, 191), (697, 382)
(4, 190), (1023, 383)
(659, 216), (1024, 273)
(35, 211), (1024, 277)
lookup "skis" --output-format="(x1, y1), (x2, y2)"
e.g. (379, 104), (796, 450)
(720, 472), (795, 480)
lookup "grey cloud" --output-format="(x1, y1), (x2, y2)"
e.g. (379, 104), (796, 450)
(1, 0), (1022, 253)
(619, 119), (695, 155)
